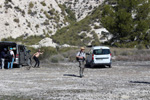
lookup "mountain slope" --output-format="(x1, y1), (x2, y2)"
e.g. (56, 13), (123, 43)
(0, 0), (106, 47)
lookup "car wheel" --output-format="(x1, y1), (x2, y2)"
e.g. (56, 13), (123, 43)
(108, 65), (112, 68)
(18, 64), (22, 68)
(27, 58), (32, 66)
(90, 63), (94, 68)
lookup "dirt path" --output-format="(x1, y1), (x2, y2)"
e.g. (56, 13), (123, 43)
(0, 61), (150, 100)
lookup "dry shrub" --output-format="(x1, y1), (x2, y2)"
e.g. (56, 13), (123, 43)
(114, 54), (150, 61)
(111, 47), (150, 61)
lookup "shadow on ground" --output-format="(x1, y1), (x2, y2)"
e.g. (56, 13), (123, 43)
(130, 81), (150, 84)
(63, 74), (81, 78)
(85, 65), (109, 69)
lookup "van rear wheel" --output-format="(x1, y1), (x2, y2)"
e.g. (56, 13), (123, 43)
(26, 58), (32, 70)
(27, 58), (32, 66)
(18, 64), (22, 68)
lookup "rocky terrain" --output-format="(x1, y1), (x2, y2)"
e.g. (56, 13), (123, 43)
(0, 61), (150, 100)
(0, 0), (105, 46)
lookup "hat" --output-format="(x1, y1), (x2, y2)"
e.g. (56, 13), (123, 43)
(80, 47), (85, 50)
(10, 48), (13, 50)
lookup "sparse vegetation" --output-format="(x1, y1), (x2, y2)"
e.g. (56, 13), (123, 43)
(27, 21), (31, 28)
(58, 4), (76, 24)
(51, 57), (59, 63)
(28, 9), (32, 14)
(111, 47), (150, 61)
(13, 18), (19, 23)
(40, 1), (46, 6)
(1, 35), (45, 45)
(52, 4), (102, 46)
(35, 24), (39, 29)
(43, 20), (49, 25)
(44, 11), (53, 19)
(29, 2), (34, 8)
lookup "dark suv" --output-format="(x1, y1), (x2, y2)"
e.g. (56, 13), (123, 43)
(0, 41), (31, 68)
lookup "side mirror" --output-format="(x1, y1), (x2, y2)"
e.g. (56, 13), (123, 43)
(86, 53), (90, 55)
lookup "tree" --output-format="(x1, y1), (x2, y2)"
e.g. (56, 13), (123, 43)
(101, 0), (150, 47)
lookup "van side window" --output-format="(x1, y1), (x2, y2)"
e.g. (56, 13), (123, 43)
(19, 46), (24, 52)
(90, 49), (92, 54)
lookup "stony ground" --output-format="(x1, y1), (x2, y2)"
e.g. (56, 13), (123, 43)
(0, 61), (150, 100)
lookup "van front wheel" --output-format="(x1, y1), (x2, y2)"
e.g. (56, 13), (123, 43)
(108, 65), (112, 68)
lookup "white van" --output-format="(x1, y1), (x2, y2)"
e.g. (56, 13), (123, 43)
(86, 46), (112, 68)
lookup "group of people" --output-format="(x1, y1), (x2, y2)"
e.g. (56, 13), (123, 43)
(0, 47), (86, 78)
(32, 48), (86, 78)
(0, 48), (43, 69)
(0, 48), (15, 69)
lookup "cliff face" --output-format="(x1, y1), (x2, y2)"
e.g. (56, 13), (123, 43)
(0, 0), (65, 40)
(0, 0), (104, 40)
(61, 0), (104, 21)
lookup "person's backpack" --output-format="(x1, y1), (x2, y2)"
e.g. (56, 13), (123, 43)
(76, 51), (85, 61)
(7, 51), (13, 60)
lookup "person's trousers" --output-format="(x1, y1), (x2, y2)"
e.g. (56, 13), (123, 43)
(33, 56), (40, 67)
(1, 58), (5, 69)
(8, 58), (14, 69)
(79, 61), (85, 77)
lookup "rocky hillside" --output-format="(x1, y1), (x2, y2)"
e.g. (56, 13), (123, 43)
(0, 0), (106, 47)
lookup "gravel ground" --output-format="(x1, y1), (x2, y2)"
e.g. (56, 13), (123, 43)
(0, 61), (150, 100)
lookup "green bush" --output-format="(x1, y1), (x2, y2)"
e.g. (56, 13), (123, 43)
(39, 47), (57, 59)
(83, 37), (92, 45)
(136, 44), (146, 50)
(79, 33), (86, 39)
(43, 20), (49, 25)
(29, 2), (34, 8)
(59, 47), (78, 53)
(40, 1), (46, 6)
(13, 18), (19, 23)
(35, 24), (39, 28)
(1, 35), (45, 45)
(44, 11), (53, 19)
(51, 57), (58, 63)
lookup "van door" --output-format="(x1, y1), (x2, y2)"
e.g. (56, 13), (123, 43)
(19, 45), (25, 64)
(86, 49), (93, 64)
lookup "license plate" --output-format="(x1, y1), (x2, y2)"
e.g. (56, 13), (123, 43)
(96, 59), (103, 60)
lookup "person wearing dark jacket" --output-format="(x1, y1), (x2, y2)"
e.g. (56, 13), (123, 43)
(0, 48), (7, 69)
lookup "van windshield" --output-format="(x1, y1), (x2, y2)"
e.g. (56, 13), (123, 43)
(93, 49), (110, 55)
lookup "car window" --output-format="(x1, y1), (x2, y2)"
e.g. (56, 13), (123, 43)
(19, 46), (25, 52)
(93, 49), (110, 55)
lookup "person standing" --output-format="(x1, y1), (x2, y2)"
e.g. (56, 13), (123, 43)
(0, 48), (7, 69)
(32, 49), (43, 68)
(76, 47), (86, 78)
(7, 48), (15, 69)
